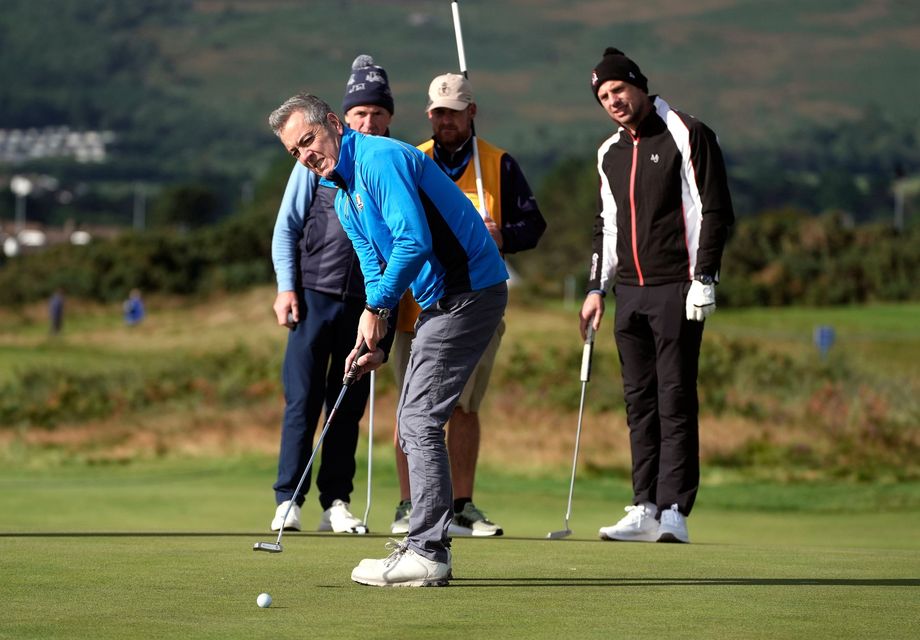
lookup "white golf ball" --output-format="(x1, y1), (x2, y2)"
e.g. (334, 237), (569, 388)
(257, 592), (272, 608)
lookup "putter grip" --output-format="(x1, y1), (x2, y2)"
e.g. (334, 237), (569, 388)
(343, 342), (372, 385)
(580, 325), (595, 383)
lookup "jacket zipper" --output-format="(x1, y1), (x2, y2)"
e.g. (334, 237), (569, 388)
(342, 190), (363, 301)
(628, 133), (645, 286)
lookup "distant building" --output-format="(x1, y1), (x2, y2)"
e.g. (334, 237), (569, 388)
(0, 127), (116, 165)
(0, 221), (122, 258)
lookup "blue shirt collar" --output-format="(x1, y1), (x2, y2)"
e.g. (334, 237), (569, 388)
(320, 126), (358, 191)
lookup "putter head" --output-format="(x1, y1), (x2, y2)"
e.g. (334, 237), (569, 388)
(546, 528), (572, 540)
(253, 542), (283, 553)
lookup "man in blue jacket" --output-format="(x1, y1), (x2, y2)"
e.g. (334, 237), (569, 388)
(269, 93), (508, 587)
(268, 55), (395, 535)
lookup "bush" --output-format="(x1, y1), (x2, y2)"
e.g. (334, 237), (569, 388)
(0, 345), (281, 429)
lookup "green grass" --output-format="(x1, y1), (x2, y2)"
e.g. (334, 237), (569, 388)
(2, 535), (917, 640)
(1, 453), (919, 639)
(710, 303), (920, 378)
(2, 294), (918, 636)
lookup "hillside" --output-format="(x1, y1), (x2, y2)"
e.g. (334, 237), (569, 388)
(2, 0), (919, 188)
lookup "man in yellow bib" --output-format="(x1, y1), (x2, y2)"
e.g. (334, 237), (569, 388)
(389, 73), (547, 536)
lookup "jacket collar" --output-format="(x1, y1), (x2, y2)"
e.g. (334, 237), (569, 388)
(321, 126), (358, 191)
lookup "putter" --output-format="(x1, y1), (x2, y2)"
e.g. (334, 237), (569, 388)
(253, 342), (371, 553)
(361, 369), (376, 530)
(547, 325), (595, 539)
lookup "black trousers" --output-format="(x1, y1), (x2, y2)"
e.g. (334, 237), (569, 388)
(614, 282), (704, 516)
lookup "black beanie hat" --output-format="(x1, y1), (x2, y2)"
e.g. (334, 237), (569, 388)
(343, 54), (395, 115)
(590, 47), (648, 101)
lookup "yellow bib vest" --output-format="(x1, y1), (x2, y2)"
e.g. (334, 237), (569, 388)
(396, 138), (507, 332)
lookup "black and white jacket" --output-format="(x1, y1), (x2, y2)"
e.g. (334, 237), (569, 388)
(587, 96), (734, 291)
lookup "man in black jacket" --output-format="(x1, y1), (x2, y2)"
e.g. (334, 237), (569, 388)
(268, 55), (395, 533)
(579, 48), (734, 544)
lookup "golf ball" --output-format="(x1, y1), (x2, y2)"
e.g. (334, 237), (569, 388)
(257, 592), (272, 608)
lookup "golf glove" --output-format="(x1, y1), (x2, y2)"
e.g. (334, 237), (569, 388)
(686, 280), (716, 321)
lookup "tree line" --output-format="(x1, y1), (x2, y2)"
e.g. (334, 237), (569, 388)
(1, 153), (918, 308)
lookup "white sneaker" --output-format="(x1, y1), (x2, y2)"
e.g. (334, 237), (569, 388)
(318, 499), (367, 533)
(448, 502), (503, 537)
(599, 503), (659, 542)
(657, 504), (690, 543)
(351, 540), (451, 587)
(391, 499), (412, 534)
(270, 500), (301, 532)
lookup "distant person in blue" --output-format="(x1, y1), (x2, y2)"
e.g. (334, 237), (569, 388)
(268, 93), (508, 587)
(123, 288), (145, 326)
(49, 288), (64, 335)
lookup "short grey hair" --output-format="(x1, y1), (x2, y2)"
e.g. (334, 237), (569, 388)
(268, 94), (335, 137)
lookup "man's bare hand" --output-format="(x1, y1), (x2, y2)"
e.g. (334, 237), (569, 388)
(579, 292), (605, 341)
(483, 216), (503, 250)
(273, 291), (299, 328)
(344, 345), (385, 381)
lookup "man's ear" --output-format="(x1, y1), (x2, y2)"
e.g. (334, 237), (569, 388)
(327, 111), (345, 134)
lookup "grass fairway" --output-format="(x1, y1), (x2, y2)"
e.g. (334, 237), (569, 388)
(2, 293), (918, 637)
(2, 455), (918, 640)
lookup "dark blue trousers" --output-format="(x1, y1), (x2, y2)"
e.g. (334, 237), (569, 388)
(273, 289), (370, 510)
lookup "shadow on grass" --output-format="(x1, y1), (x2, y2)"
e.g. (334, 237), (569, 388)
(449, 577), (920, 587)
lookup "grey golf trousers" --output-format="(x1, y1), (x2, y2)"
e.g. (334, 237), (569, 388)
(396, 282), (508, 563)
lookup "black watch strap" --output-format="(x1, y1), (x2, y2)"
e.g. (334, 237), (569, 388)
(364, 303), (391, 320)
(694, 274), (714, 285)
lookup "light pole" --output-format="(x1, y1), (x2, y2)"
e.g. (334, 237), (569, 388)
(10, 175), (32, 232)
(133, 181), (146, 231)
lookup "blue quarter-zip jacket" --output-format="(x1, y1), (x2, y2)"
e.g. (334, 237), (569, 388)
(321, 127), (508, 311)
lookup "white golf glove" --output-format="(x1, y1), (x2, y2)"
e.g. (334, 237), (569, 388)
(686, 280), (716, 321)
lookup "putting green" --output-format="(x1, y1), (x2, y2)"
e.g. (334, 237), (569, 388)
(1, 455), (918, 639)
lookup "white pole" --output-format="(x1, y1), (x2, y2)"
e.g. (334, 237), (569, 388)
(14, 193), (25, 232)
(451, 1), (490, 222)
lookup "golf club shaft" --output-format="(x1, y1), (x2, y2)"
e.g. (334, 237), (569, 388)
(450, 0), (489, 221)
(562, 325), (595, 528)
(272, 342), (370, 545)
(564, 381), (588, 525)
(362, 369), (375, 526)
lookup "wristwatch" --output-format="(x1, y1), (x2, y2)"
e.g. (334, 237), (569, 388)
(694, 274), (714, 285)
(364, 303), (391, 320)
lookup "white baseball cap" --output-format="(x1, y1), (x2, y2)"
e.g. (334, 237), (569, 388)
(426, 73), (474, 111)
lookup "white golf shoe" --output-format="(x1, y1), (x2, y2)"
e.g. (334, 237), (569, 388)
(351, 540), (451, 587)
(318, 499), (367, 533)
(657, 504), (690, 543)
(448, 502), (503, 537)
(270, 500), (302, 532)
(390, 499), (412, 535)
(599, 502), (659, 542)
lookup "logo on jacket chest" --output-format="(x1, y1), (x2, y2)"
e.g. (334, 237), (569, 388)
(650, 153), (660, 164)
(354, 194), (364, 211)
